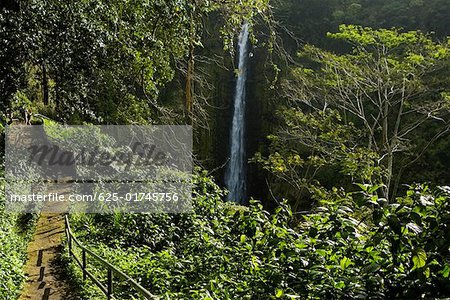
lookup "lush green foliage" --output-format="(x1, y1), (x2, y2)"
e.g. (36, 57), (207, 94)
(2, 1), (450, 299)
(274, 0), (450, 48)
(0, 212), (26, 299)
(0, 174), (36, 299)
(70, 172), (450, 299)
(259, 26), (450, 207)
(0, 123), (36, 298)
(254, 108), (384, 210)
(0, 0), (269, 124)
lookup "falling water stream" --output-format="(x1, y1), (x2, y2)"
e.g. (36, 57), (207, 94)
(225, 23), (250, 203)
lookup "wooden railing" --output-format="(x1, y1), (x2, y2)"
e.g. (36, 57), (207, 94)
(64, 215), (156, 300)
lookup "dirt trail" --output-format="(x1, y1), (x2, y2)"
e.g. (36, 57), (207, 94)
(19, 184), (75, 300)
(9, 123), (77, 299)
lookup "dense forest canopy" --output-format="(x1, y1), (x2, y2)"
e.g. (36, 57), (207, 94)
(0, 0), (269, 124)
(275, 0), (450, 46)
(1, 0), (450, 299)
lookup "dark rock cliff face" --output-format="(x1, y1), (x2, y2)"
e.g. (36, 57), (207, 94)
(245, 44), (273, 205)
(201, 59), (234, 185)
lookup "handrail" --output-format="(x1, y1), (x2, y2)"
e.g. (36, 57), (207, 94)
(64, 215), (157, 300)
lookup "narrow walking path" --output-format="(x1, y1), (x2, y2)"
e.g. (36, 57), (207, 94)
(19, 183), (75, 300)
(19, 213), (69, 300)
(9, 122), (78, 299)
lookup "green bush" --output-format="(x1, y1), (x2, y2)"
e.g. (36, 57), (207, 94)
(0, 175), (36, 299)
(70, 173), (450, 299)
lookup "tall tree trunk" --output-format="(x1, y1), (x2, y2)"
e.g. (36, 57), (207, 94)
(185, 2), (196, 125)
(390, 81), (406, 199)
(385, 150), (393, 201)
(382, 98), (391, 201)
(185, 45), (194, 124)
(42, 61), (49, 105)
(55, 72), (60, 109)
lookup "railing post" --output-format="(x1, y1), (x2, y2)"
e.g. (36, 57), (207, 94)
(68, 234), (72, 257)
(82, 249), (87, 281)
(66, 215), (155, 300)
(107, 269), (113, 299)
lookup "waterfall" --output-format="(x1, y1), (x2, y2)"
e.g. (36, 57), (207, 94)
(225, 23), (250, 203)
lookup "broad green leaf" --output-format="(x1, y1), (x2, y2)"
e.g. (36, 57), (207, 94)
(275, 288), (284, 298)
(412, 248), (427, 270)
(440, 265), (450, 278)
(340, 257), (353, 270)
(240, 234), (247, 243)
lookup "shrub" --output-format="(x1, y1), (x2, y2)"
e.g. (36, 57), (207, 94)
(70, 172), (450, 299)
(0, 174), (36, 299)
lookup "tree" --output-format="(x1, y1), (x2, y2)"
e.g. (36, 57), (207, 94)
(263, 25), (450, 203)
(0, 0), (270, 124)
